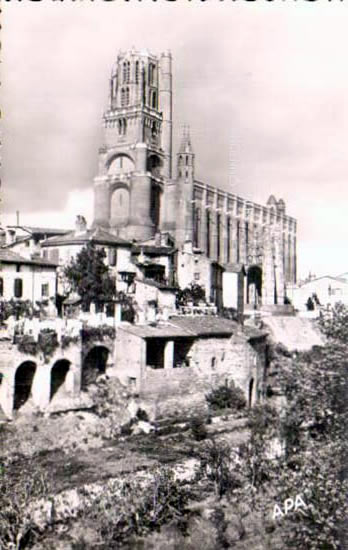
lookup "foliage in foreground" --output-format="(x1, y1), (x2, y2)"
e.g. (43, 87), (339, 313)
(206, 381), (247, 412)
(64, 242), (116, 312)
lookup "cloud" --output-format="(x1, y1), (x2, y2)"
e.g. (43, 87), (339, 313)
(1, 2), (348, 278)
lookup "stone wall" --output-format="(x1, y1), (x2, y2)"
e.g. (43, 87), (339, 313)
(138, 333), (266, 419)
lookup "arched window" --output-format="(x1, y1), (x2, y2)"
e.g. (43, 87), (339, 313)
(0, 277), (3, 297)
(126, 61), (130, 83)
(126, 87), (130, 105)
(14, 278), (23, 298)
(122, 62), (127, 83)
(118, 119), (122, 135)
(121, 88), (126, 107)
(185, 156), (189, 166)
(135, 61), (139, 84)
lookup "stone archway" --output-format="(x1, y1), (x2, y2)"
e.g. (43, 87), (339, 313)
(50, 359), (70, 400)
(247, 265), (263, 308)
(14, 361), (36, 411)
(81, 346), (109, 391)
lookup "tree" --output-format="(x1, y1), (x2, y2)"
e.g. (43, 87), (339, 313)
(64, 243), (116, 312)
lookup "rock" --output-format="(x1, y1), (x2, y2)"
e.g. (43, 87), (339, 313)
(132, 420), (155, 435)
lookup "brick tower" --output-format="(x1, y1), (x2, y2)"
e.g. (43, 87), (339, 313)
(93, 49), (173, 241)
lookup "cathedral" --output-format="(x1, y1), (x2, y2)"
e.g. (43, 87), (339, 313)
(92, 49), (297, 308)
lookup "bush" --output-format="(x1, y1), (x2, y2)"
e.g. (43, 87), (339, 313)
(206, 381), (246, 412)
(190, 417), (208, 441)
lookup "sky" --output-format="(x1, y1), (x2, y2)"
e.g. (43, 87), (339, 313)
(1, 1), (348, 280)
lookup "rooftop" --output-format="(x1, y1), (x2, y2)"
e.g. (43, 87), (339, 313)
(41, 227), (131, 248)
(0, 248), (58, 267)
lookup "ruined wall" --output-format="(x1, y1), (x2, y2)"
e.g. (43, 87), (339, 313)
(138, 334), (266, 419)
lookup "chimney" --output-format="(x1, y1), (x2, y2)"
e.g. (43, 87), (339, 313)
(75, 215), (87, 234)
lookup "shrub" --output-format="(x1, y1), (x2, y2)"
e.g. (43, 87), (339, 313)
(196, 439), (243, 498)
(136, 408), (149, 422)
(38, 329), (59, 361)
(206, 381), (246, 412)
(190, 417), (208, 441)
(16, 334), (38, 355)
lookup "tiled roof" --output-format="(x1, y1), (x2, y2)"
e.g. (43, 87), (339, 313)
(7, 225), (71, 236)
(118, 323), (192, 339)
(0, 248), (58, 267)
(170, 316), (238, 337)
(41, 227), (131, 247)
(119, 316), (267, 341)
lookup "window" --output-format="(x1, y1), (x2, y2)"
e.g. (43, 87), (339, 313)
(41, 283), (49, 297)
(25, 240), (30, 248)
(194, 272), (200, 281)
(151, 90), (157, 109)
(0, 277), (3, 297)
(135, 61), (139, 84)
(121, 88), (126, 107)
(227, 217), (231, 263)
(126, 87), (130, 105)
(109, 249), (117, 267)
(217, 213), (221, 261)
(122, 62), (127, 83)
(14, 278), (23, 298)
(206, 211), (211, 257)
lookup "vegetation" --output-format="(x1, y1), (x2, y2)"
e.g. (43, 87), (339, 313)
(176, 282), (206, 307)
(81, 324), (116, 343)
(64, 242), (116, 312)
(205, 381), (247, 412)
(1, 306), (348, 549)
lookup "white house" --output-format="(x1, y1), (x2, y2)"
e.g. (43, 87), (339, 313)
(290, 275), (348, 311)
(0, 249), (57, 303)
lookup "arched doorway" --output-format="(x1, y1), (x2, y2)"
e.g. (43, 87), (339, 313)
(249, 378), (254, 408)
(247, 265), (262, 308)
(50, 359), (70, 400)
(81, 346), (109, 391)
(14, 361), (36, 410)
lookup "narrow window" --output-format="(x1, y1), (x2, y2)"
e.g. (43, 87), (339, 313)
(227, 217), (231, 263)
(237, 220), (240, 263)
(151, 90), (157, 109)
(0, 277), (3, 297)
(121, 88), (125, 107)
(123, 62), (127, 83)
(206, 211), (211, 258)
(135, 61), (139, 84)
(14, 278), (23, 298)
(126, 62), (130, 83)
(126, 87), (130, 105)
(217, 213), (221, 261)
(41, 283), (49, 297)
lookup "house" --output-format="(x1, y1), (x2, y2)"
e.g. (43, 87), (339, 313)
(0, 249), (57, 304)
(114, 315), (268, 417)
(40, 216), (135, 295)
(290, 275), (348, 311)
(2, 225), (71, 260)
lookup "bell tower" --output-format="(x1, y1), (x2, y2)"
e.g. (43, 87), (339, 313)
(93, 49), (173, 241)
